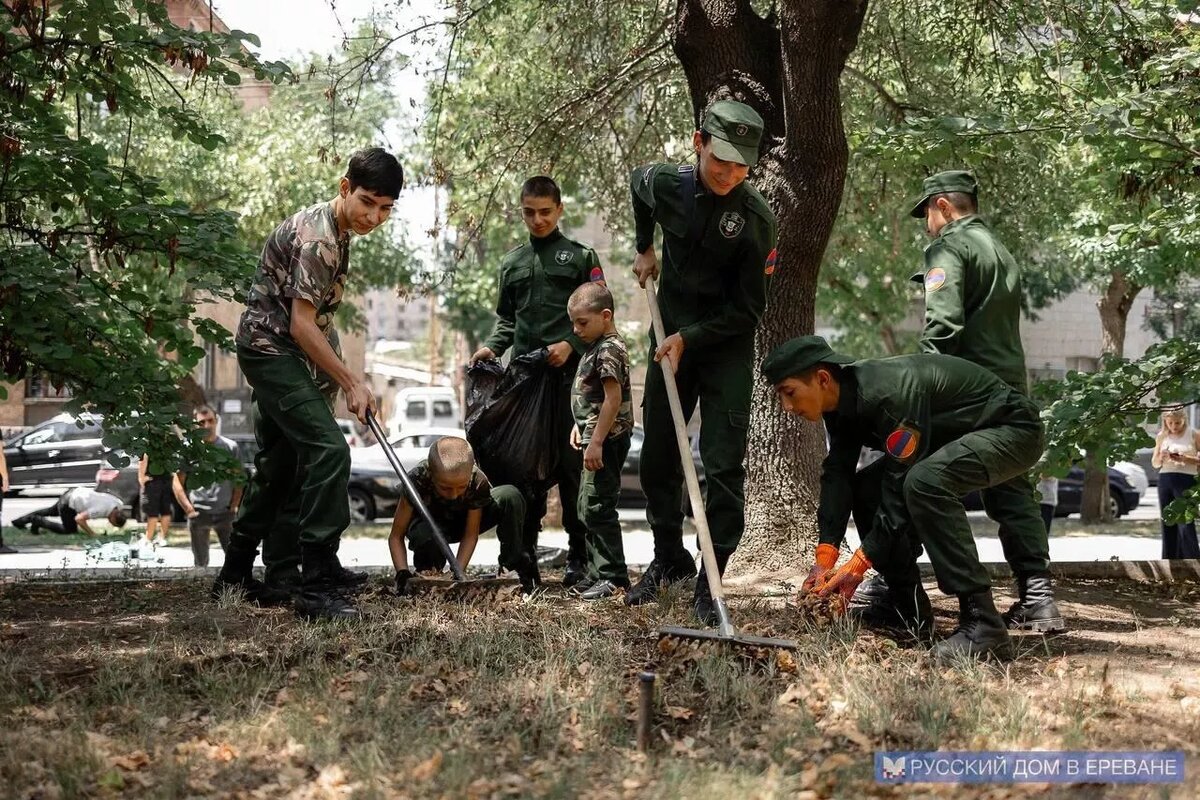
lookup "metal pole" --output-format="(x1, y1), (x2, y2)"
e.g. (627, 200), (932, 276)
(636, 670), (656, 753)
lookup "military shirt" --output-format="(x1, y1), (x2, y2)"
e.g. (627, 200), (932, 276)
(482, 229), (604, 360)
(914, 215), (1028, 393)
(236, 202), (350, 364)
(572, 332), (634, 444)
(630, 163), (777, 359)
(407, 459), (494, 529)
(818, 353), (1041, 563)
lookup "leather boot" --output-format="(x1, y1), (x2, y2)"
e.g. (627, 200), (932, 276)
(848, 573), (890, 610)
(932, 590), (1014, 662)
(210, 539), (291, 606)
(562, 558), (588, 589)
(852, 580), (934, 639)
(1002, 572), (1066, 633)
(295, 546), (361, 621)
(330, 550), (370, 590)
(693, 548), (733, 627)
(625, 552), (697, 607)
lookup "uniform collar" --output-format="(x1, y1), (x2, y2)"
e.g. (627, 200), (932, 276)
(530, 228), (565, 249)
(837, 368), (859, 418)
(937, 214), (980, 238)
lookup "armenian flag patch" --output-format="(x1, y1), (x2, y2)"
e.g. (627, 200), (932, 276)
(924, 267), (947, 292)
(885, 425), (920, 462)
(764, 248), (778, 275)
(590, 266), (605, 282)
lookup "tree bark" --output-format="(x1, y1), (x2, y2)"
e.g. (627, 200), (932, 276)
(671, 0), (868, 571)
(1081, 268), (1142, 524)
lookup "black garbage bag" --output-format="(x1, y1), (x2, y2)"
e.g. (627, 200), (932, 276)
(465, 349), (565, 488)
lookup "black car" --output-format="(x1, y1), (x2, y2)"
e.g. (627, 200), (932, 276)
(619, 424), (706, 508)
(347, 465), (405, 523)
(963, 465), (1140, 518)
(3, 413), (106, 493)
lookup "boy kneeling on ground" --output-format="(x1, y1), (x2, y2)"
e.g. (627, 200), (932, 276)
(762, 335), (1046, 661)
(388, 437), (536, 594)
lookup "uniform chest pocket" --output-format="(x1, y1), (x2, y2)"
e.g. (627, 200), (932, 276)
(507, 266), (535, 310)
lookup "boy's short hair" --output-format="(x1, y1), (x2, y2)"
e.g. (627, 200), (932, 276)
(193, 404), (216, 418)
(520, 175), (561, 204)
(346, 147), (405, 199)
(428, 437), (475, 477)
(109, 509), (129, 528)
(568, 282), (614, 315)
(930, 191), (977, 215)
(789, 363), (845, 384)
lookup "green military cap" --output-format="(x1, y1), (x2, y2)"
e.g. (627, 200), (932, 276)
(909, 170), (979, 218)
(701, 100), (764, 167)
(760, 335), (854, 385)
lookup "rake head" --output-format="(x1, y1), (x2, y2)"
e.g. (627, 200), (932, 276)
(658, 624), (800, 651)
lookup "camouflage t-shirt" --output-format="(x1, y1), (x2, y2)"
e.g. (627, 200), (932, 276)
(236, 202), (350, 364)
(407, 459), (494, 529)
(572, 332), (634, 444)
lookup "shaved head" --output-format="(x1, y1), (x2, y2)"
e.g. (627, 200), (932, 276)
(568, 282), (613, 315)
(428, 436), (474, 478)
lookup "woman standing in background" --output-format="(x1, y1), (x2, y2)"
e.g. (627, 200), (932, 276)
(1151, 408), (1200, 559)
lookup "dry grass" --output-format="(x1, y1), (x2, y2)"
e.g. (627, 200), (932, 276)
(1, 576), (1198, 799)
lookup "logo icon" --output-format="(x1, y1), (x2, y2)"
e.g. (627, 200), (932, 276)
(924, 267), (947, 292)
(886, 425), (920, 463)
(735, 123), (749, 137)
(719, 211), (745, 239)
(555, 250), (574, 265)
(589, 266), (604, 282)
(881, 756), (906, 779)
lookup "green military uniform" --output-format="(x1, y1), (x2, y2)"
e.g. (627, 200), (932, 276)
(481, 228), (604, 566)
(762, 342), (1044, 597)
(909, 170), (1048, 577)
(572, 331), (635, 584)
(227, 201), (353, 579)
(401, 460), (526, 573)
(630, 103), (778, 563)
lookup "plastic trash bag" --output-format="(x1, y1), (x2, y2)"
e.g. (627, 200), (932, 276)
(465, 349), (565, 488)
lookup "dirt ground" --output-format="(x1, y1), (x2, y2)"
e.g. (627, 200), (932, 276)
(1, 573), (1197, 799)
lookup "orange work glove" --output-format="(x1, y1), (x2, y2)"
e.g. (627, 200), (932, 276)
(801, 543), (840, 594)
(815, 548), (872, 609)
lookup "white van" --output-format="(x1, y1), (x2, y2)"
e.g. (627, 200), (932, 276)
(388, 387), (461, 437)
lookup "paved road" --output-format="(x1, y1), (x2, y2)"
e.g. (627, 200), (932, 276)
(0, 497), (1170, 571)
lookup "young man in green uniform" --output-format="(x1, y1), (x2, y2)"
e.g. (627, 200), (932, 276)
(627, 99), (778, 625)
(850, 171), (1063, 633)
(470, 176), (605, 587)
(212, 147), (402, 620)
(764, 336), (1045, 660)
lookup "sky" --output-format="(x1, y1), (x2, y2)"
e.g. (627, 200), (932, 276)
(212, 0), (445, 265)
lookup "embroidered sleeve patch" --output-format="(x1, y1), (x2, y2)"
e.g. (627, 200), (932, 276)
(590, 266), (605, 282)
(924, 267), (947, 292)
(764, 248), (778, 275)
(885, 425), (920, 462)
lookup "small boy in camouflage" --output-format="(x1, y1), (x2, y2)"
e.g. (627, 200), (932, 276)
(566, 283), (635, 599)
(213, 147), (404, 621)
(388, 437), (538, 594)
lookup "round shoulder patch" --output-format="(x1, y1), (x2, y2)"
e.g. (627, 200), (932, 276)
(589, 266), (604, 282)
(885, 426), (920, 462)
(924, 268), (947, 292)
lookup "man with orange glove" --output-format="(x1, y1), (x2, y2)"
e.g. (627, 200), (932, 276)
(763, 336), (1045, 661)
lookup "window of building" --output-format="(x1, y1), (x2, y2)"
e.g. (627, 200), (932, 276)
(25, 373), (72, 399)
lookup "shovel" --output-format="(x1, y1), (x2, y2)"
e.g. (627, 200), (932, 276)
(364, 411), (519, 598)
(645, 281), (798, 651)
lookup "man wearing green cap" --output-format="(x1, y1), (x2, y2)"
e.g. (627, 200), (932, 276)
(762, 335), (1046, 660)
(626, 99), (778, 625)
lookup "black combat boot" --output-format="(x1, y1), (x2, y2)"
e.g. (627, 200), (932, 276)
(330, 550), (370, 590)
(210, 539), (291, 606)
(562, 557), (588, 589)
(1002, 572), (1066, 633)
(511, 553), (541, 595)
(932, 590), (1014, 662)
(848, 573), (890, 610)
(625, 553), (697, 607)
(295, 546), (361, 621)
(851, 579), (934, 639)
(692, 548), (733, 627)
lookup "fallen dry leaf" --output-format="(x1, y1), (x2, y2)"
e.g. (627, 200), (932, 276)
(211, 742), (237, 763)
(411, 751), (443, 781)
(112, 750), (151, 771)
(666, 705), (694, 721)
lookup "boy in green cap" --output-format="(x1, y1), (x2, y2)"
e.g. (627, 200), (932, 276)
(627, 99), (778, 626)
(763, 335), (1046, 661)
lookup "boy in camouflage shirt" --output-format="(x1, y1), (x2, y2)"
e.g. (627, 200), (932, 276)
(213, 147), (404, 621)
(566, 283), (634, 599)
(387, 437), (537, 594)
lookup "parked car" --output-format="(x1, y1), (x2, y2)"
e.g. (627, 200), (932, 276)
(387, 387), (461, 437)
(348, 427), (466, 522)
(1112, 461), (1149, 499)
(618, 425), (706, 508)
(95, 434), (257, 520)
(352, 426), (466, 472)
(963, 465), (1140, 518)
(1132, 447), (1160, 487)
(3, 412), (107, 493)
(337, 418), (363, 448)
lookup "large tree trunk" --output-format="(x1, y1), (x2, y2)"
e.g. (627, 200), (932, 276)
(1081, 268), (1142, 524)
(672, 0), (868, 571)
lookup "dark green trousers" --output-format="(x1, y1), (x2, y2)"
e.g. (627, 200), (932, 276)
(848, 458), (923, 587)
(640, 351), (752, 555)
(903, 424), (1044, 595)
(980, 474), (1050, 575)
(407, 485), (526, 572)
(578, 433), (632, 583)
(229, 347), (350, 569)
